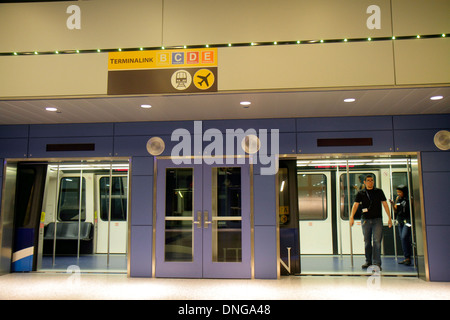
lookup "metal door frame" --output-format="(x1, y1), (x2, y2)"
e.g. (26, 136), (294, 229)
(278, 152), (428, 280)
(0, 157), (131, 275)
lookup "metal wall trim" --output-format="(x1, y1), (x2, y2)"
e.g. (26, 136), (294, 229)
(416, 153), (430, 281)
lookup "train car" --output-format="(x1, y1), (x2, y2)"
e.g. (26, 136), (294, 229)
(279, 155), (420, 276)
(8, 160), (129, 273)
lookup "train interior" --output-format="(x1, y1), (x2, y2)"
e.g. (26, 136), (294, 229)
(3, 159), (130, 274)
(279, 154), (423, 277)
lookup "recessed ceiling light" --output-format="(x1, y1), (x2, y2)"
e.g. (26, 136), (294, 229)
(240, 101), (251, 106)
(430, 95), (443, 101)
(344, 98), (356, 103)
(45, 107), (58, 112)
(141, 104), (152, 109)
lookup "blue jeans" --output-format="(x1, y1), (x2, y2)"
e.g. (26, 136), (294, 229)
(361, 217), (383, 266)
(398, 222), (412, 260)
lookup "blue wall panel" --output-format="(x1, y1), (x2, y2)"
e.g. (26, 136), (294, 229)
(394, 130), (443, 152)
(130, 225), (152, 277)
(0, 139), (28, 158)
(393, 114), (450, 130)
(420, 150), (449, 282)
(29, 123), (113, 137)
(254, 226), (277, 279)
(0, 125), (29, 138)
(0, 159), (2, 238)
(0, 115), (449, 280)
(204, 119), (296, 155)
(426, 226), (450, 282)
(0, 158), (2, 221)
(115, 135), (193, 157)
(421, 152), (450, 172)
(422, 172), (450, 226)
(28, 137), (113, 158)
(130, 175), (153, 226)
(115, 120), (297, 158)
(297, 116), (393, 132)
(297, 130), (394, 154)
(200, 132), (294, 157)
(253, 173), (277, 279)
(114, 136), (152, 157)
(131, 156), (154, 176)
(278, 133), (296, 155)
(253, 174), (276, 226)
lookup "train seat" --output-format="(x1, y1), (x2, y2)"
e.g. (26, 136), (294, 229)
(44, 222), (93, 241)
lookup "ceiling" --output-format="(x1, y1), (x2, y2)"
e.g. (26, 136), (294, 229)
(0, 86), (449, 125)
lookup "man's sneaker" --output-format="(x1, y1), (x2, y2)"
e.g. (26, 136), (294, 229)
(399, 259), (411, 266)
(362, 262), (372, 269)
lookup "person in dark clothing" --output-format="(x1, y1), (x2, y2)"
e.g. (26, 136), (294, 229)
(390, 185), (412, 266)
(350, 174), (392, 270)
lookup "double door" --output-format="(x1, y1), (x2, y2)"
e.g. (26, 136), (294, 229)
(155, 160), (251, 278)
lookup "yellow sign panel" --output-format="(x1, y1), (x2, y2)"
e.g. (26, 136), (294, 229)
(108, 48), (218, 70)
(280, 206), (290, 215)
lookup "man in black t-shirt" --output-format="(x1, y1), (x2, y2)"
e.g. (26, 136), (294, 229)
(350, 175), (392, 270)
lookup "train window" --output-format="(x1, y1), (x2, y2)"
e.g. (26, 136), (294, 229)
(58, 177), (86, 221)
(392, 172), (408, 196)
(99, 177), (128, 221)
(297, 174), (327, 221)
(340, 173), (376, 220)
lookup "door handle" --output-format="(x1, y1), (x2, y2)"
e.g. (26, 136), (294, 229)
(194, 211), (202, 229)
(204, 210), (212, 229)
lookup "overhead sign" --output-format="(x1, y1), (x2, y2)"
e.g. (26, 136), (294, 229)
(107, 48), (217, 95)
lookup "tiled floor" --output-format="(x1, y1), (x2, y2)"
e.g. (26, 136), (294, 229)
(1, 272), (449, 300)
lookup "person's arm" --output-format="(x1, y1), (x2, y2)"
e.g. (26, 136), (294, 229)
(349, 202), (359, 227)
(382, 201), (393, 228)
(389, 196), (399, 211)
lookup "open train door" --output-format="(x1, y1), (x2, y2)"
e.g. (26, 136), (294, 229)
(11, 163), (47, 272)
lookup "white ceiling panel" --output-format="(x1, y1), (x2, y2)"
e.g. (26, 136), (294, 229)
(0, 87), (449, 125)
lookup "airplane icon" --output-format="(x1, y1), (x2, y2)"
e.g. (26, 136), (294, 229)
(197, 72), (211, 87)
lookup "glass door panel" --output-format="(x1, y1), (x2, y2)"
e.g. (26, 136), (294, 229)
(203, 164), (251, 278)
(165, 220), (193, 262)
(164, 168), (194, 262)
(155, 162), (202, 278)
(211, 167), (242, 263)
